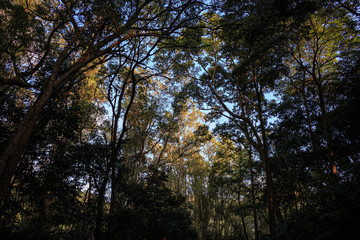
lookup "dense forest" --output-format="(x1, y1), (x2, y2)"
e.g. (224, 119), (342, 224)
(1, 0), (360, 239)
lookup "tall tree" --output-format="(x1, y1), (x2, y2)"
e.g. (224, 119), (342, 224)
(0, 0), (203, 205)
(282, 7), (358, 176)
(184, 6), (285, 234)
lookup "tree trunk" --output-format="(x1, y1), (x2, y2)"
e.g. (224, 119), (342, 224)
(95, 164), (111, 240)
(238, 191), (249, 240)
(0, 40), (104, 205)
(0, 85), (55, 205)
(317, 86), (337, 176)
(253, 72), (283, 235)
(301, 76), (318, 150)
(248, 147), (259, 240)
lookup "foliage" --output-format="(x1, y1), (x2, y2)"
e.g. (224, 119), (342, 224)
(1, 0), (360, 240)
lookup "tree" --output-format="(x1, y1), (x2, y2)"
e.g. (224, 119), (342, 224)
(0, 0), (202, 205)
(2, 1), (360, 239)
(183, 5), (286, 235)
(281, 7), (358, 176)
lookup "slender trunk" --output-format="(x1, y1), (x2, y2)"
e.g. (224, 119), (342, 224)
(109, 156), (117, 217)
(262, 149), (276, 236)
(253, 72), (283, 235)
(238, 191), (249, 240)
(301, 76), (318, 149)
(108, 69), (137, 236)
(311, 44), (337, 176)
(108, 77), (128, 216)
(95, 163), (111, 240)
(318, 87), (337, 176)
(248, 147), (259, 240)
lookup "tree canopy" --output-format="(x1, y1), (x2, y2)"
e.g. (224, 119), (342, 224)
(1, 0), (360, 239)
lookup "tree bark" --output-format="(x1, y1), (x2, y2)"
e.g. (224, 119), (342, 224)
(238, 191), (249, 240)
(253, 71), (283, 235)
(0, 85), (55, 205)
(248, 146), (259, 240)
(95, 164), (111, 240)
